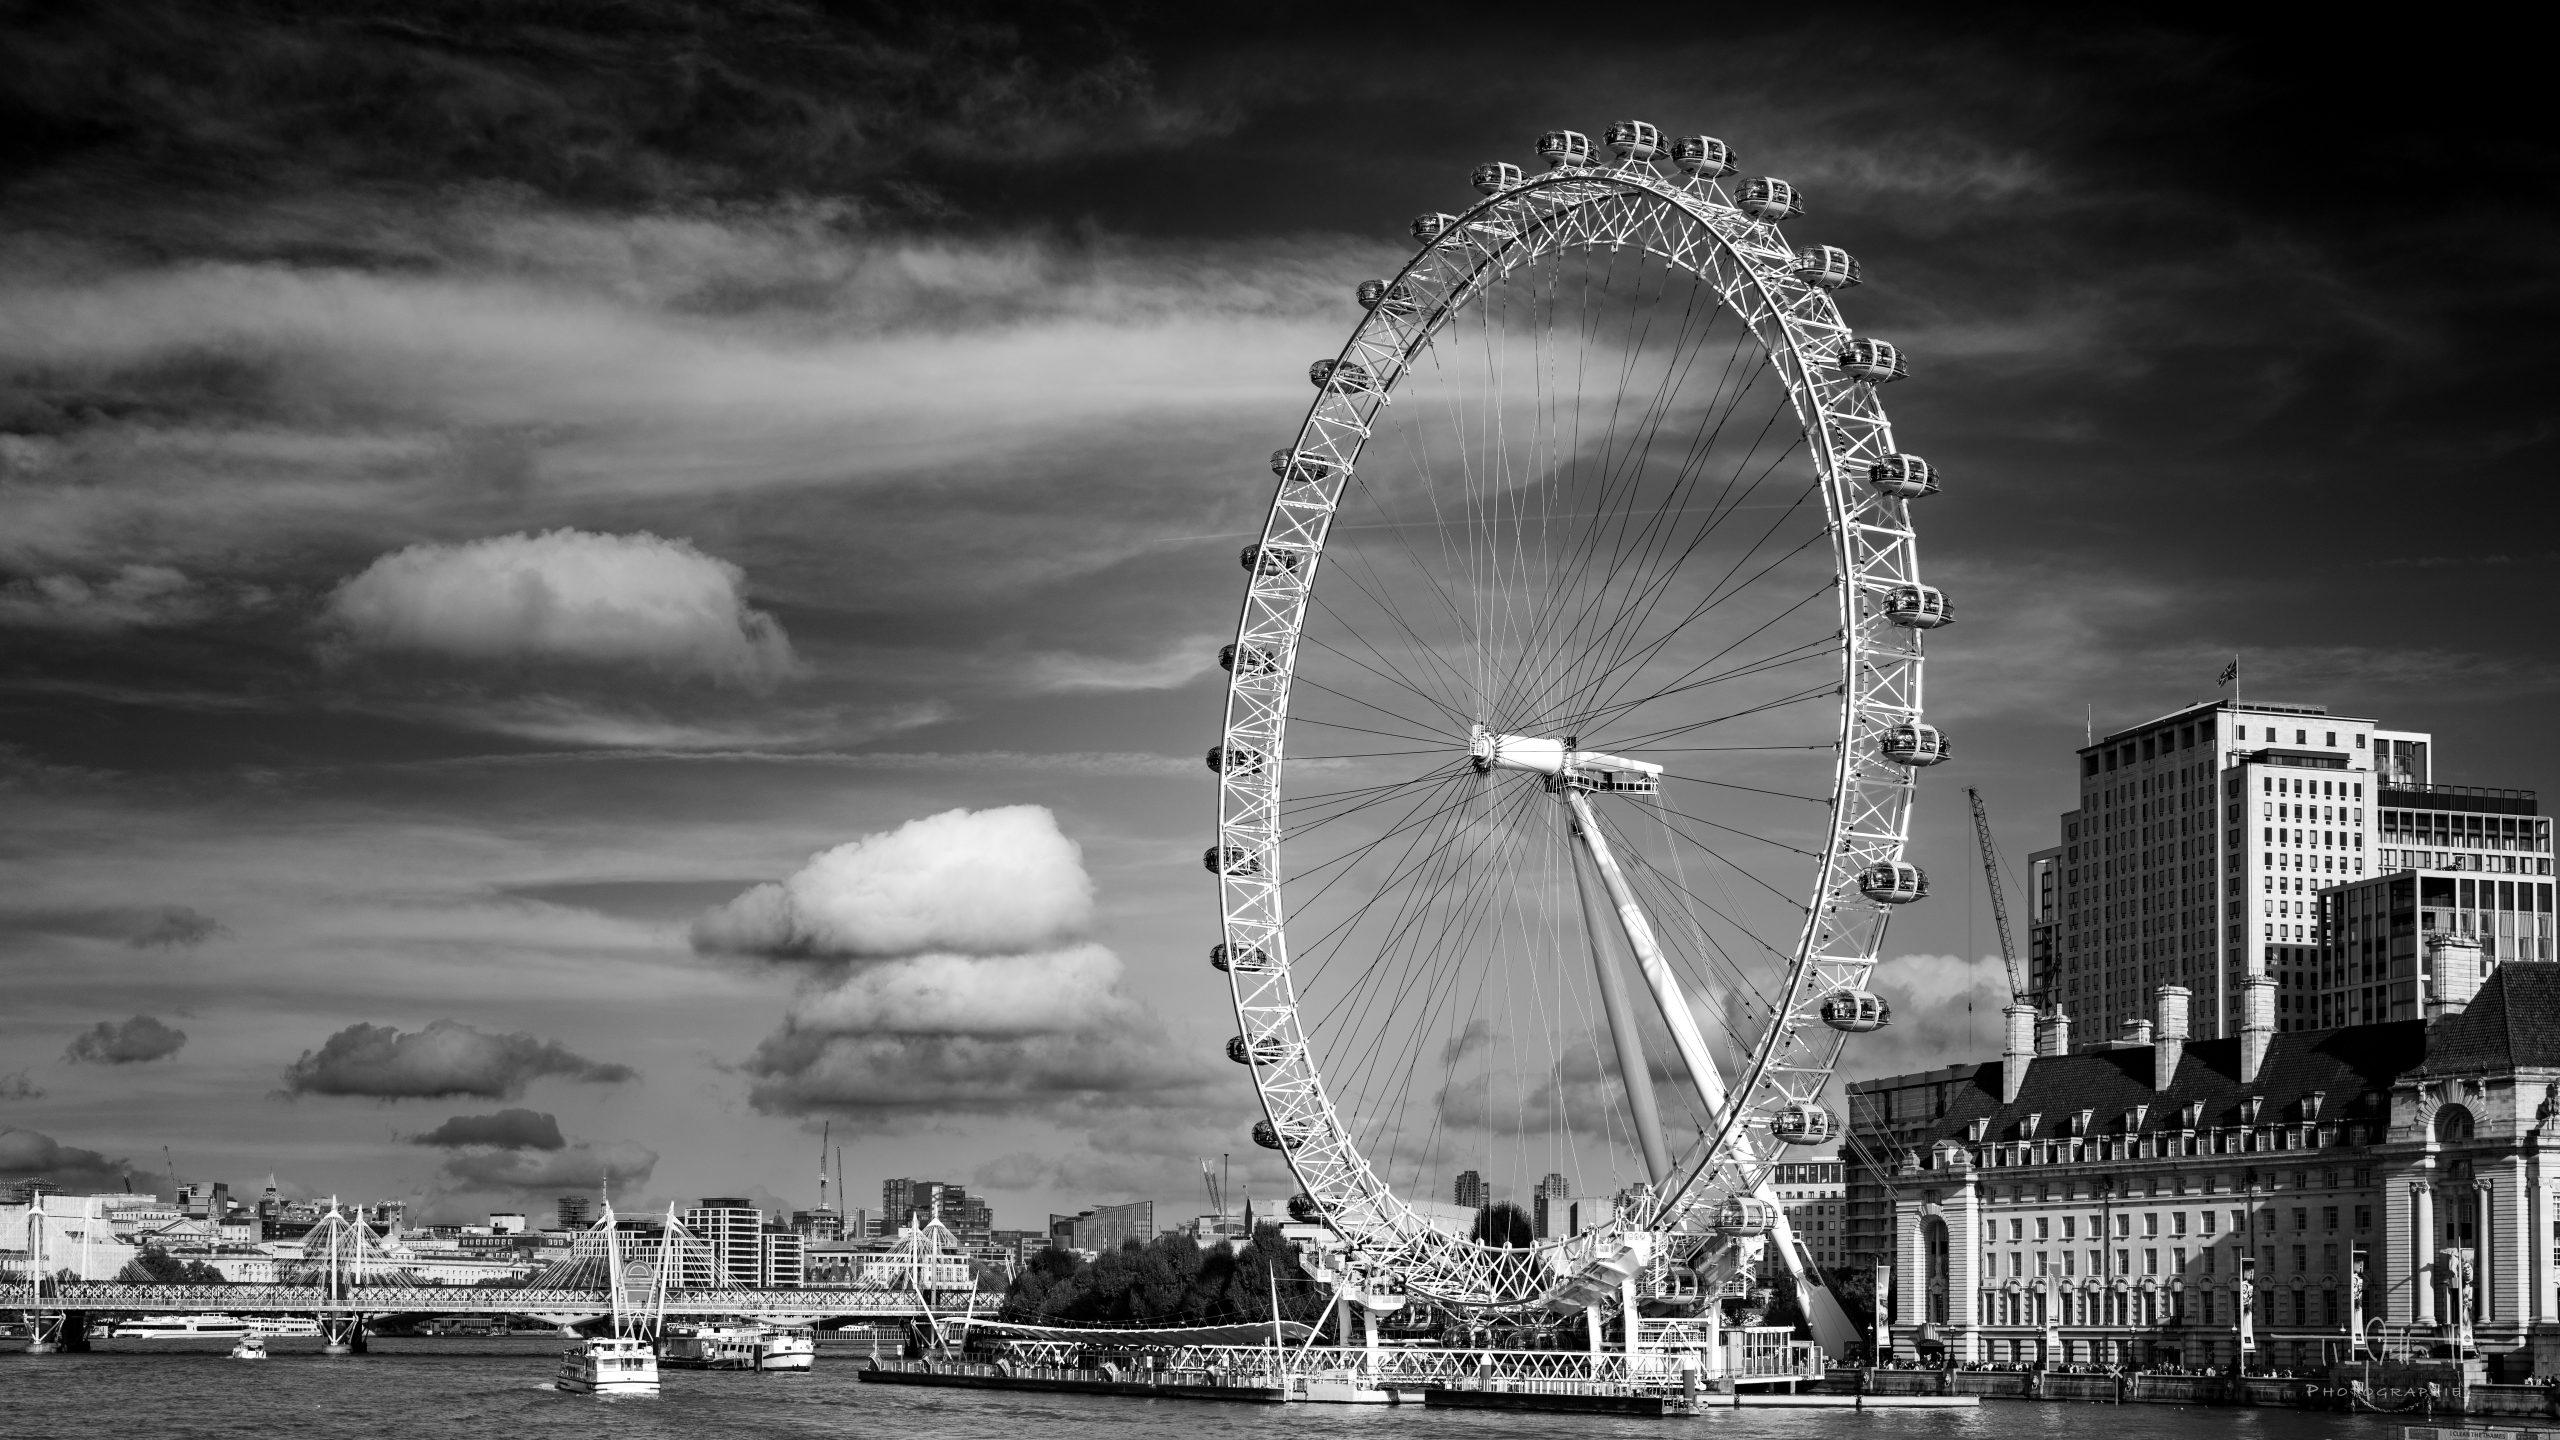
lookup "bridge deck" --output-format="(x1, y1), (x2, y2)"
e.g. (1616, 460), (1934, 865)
(6, 1284), (987, 1317)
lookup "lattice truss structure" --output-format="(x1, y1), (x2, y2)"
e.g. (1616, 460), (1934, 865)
(1211, 125), (1943, 1311)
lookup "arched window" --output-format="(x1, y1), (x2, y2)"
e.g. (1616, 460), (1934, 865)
(1923, 1215), (1950, 1324)
(2435, 1106), (2475, 1144)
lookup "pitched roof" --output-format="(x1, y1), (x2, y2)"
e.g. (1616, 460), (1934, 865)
(2418, 962), (2560, 1074)
(1858, 1023), (2422, 1152)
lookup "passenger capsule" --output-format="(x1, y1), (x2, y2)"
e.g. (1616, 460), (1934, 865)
(1535, 130), (1593, 168)
(1792, 245), (1861, 291)
(1356, 278), (1418, 316)
(1241, 544), (1304, 578)
(1867, 452), (1939, 499)
(1210, 942), (1272, 973)
(1771, 1102), (1837, 1146)
(1603, 120), (1662, 161)
(1286, 1193), (1322, 1223)
(1472, 161), (1524, 194)
(1309, 358), (1377, 393)
(1858, 860), (1929, 905)
(1251, 1118), (1311, 1151)
(1206, 845), (1262, 877)
(1835, 337), (1907, 384)
(1738, 177), (1802, 220)
(1219, 642), (1278, 677)
(1818, 988), (1893, 1033)
(1227, 1033), (1291, 1066)
(1671, 135), (1737, 178)
(1882, 583), (1952, 628)
(1271, 449), (1335, 484)
(1712, 1197), (1777, 1238)
(1880, 721), (1949, 767)
(1207, 744), (1266, 774)
(1411, 212), (1457, 242)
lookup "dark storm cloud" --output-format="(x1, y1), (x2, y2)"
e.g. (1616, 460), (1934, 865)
(0, 904), (224, 948)
(278, 1019), (635, 1100)
(435, 1140), (657, 1195)
(408, 1108), (567, 1151)
(0, 0), (1216, 212)
(64, 1013), (188, 1064)
(0, 1128), (132, 1191)
(0, 1070), (45, 1101)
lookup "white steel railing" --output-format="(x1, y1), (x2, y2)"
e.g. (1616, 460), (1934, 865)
(0, 1281), (991, 1317)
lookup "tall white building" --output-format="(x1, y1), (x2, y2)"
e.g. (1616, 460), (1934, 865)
(2026, 700), (2432, 1044)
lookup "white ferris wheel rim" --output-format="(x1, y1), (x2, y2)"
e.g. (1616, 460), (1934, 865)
(1215, 143), (1931, 1308)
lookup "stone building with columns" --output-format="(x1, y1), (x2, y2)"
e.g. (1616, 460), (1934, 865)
(1847, 949), (2559, 1372)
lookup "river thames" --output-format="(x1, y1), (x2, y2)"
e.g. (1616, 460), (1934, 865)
(0, 1335), (2440, 1440)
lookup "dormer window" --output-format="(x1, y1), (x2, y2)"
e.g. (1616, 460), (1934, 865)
(2241, 1096), (2264, 1126)
(1967, 1118), (1991, 1143)
(2072, 1108), (2095, 1138)
(2302, 1090), (2326, 1123)
(2125, 1104), (2150, 1133)
(2020, 1111), (2043, 1141)
(2182, 1101), (2205, 1131)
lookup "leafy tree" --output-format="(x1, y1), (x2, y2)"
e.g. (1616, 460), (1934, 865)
(1471, 1202), (1534, 1248)
(115, 1249), (228, 1285)
(1000, 1225), (1328, 1328)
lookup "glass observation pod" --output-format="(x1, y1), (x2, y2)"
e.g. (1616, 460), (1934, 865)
(1868, 452), (1940, 499)
(1219, 642), (1278, 677)
(1819, 988), (1893, 1033)
(1210, 942), (1271, 973)
(1411, 212), (1457, 242)
(1859, 859), (1930, 905)
(1207, 745), (1266, 774)
(1672, 134), (1737, 178)
(1252, 1117), (1316, 1151)
(1793, 245), (1862, 291)
(1738, 177), (1803, 219)
(1271, 449), (1334, 483)
(1836, 337), (1908, 383)
(1536, 129), (1594, 167)
(1309, 357), (1376, 393)
(1713, 1197), (1778, 1238)
(1881, 721), (1950, 766)
(1771, 1102), (1837, 1146)
(1356, 278), (1418, 316)
(1205, 845), (1262, 877)
(1241, 543), (1306, 578)
(1604, 120), (1663, 160)
(1227, 1034), (1294, 1066)
(1472, 160), (1524, 194)
(1883, 583), (1954, 628)
(1287, 1193), (1322, 1222)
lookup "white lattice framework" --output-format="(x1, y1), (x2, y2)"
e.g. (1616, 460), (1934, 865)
(1214, 139), (1932, 1306)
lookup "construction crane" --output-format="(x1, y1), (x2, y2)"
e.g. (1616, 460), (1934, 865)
(1965, 786), (2036, 1008)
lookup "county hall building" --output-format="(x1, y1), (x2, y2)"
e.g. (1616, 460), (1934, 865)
(1847, 955), (2560, 1371)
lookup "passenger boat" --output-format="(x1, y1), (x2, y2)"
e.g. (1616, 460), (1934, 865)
(115, 1314), (250, 1339)
(758, 1326), (817, 1371)
(228, 1335), (269, 1361)
(662, 1323), (763, 1370)
(248, 1316), (322, 1337)
(556, 1335), (659, 1395)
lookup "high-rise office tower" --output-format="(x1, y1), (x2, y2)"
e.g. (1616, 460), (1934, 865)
(1453, 1170), (1488, 1211)
(2026, 700), (2431, 1042)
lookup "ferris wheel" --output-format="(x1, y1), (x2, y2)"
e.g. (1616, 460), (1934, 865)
(1210, 122), (1946, 1319)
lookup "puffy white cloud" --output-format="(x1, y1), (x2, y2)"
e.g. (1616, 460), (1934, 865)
(785, 945), (1133, 1038)
(691, 805), (1093, 959)
(278, 1019), (636, 1100)
(323, 529), (797, 686)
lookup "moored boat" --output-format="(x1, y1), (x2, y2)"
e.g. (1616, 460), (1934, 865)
(662, 1323), (762, 1370)
(115, 1314), (249, 1339)
(758, 1326), (816, 1371)
(228, 1335), (269, 1361)
(556, 1335), (660, 1395)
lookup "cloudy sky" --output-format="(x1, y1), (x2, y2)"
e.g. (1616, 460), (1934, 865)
(2, 4), (2551, 1227)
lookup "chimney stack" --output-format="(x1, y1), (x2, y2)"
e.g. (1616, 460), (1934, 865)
(2426, 933), (2484, 1021)
(2036, 1009), (2072, 1057)
(2001, 1003), (2037, 1103)
(2121, 1016), (2153, 1046)
(2153, 985), (2190, 1091)
(2240, 973), (2276, 1084)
